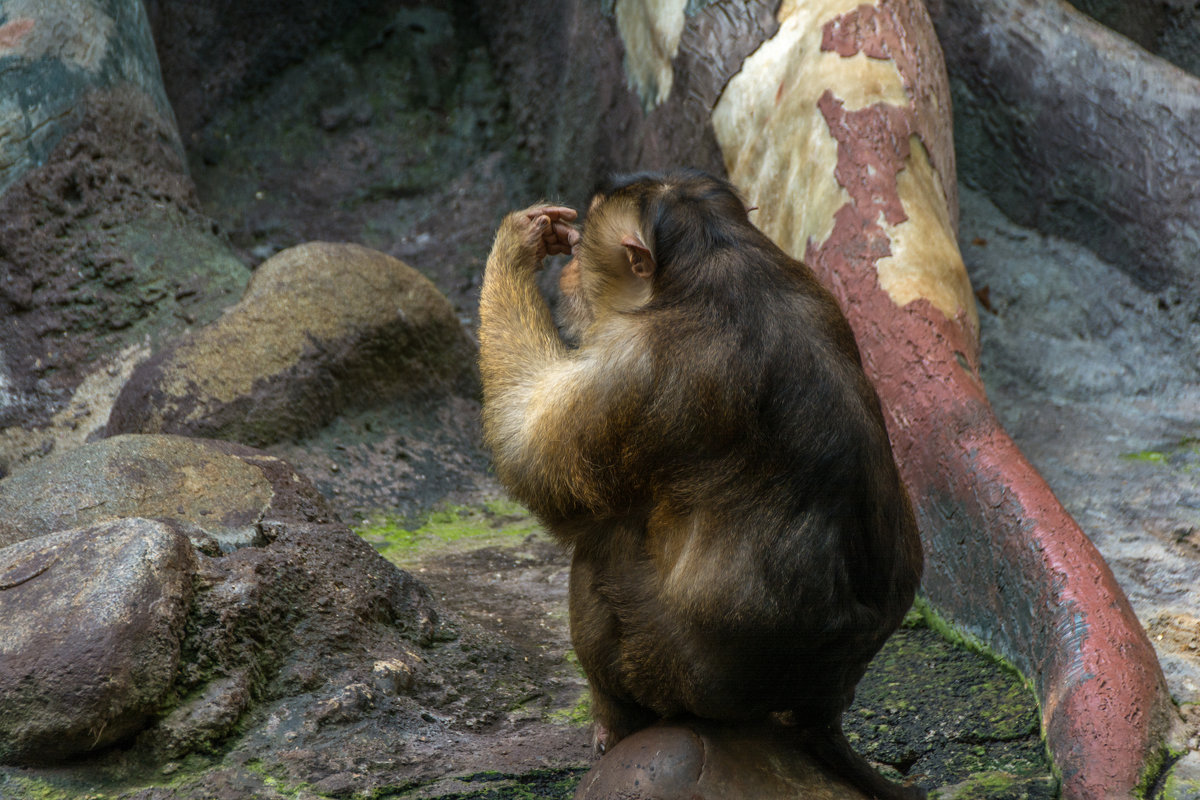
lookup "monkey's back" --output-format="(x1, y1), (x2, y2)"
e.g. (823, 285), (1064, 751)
(606, 249), (923, 722)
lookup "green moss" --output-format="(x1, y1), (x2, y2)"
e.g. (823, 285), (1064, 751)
(0, 775), (102, 800)
(932, 770), (1026, 799)
(452, 768), (585, 800)
(1162, 769), (1200, 800)
(1122, 449), (1169, 464)
(1135, 741), (1189, 800)
(355, 499), (542, 567)
(913, 597), (1034, 696)
(548, 691), (592, 727)
(1120, 437), (1200, 469)
(0, 749), (228, 800)
(860, 598), (1058, 789)
(379, 768), (584, 799)
(911, 601), (1041, 741)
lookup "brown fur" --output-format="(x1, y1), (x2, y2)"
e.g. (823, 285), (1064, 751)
(478, 170), (925, 799)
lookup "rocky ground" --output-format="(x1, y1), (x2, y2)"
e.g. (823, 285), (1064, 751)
(9, 0), (1199, 798)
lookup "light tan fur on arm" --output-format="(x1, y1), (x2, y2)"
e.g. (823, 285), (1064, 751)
(479, 206), (624, 519)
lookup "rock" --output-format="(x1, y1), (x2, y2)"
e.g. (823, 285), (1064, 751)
(0, 434), (441, 761)
(0, 2), (251, 474)
(0, 433), (318, 552)
(0, 518), (195, 763)
(575, 722), (872, 799)
(105, 242), (479, 447)
(144, 0), (381, 139)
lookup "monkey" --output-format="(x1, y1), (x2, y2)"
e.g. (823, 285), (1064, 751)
(478, 169), (925, 800)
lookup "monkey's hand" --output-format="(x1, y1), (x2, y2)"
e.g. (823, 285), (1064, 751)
(503, 204), (579, 269)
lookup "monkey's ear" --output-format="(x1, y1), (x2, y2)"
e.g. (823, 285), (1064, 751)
(621, 234), (655, 279)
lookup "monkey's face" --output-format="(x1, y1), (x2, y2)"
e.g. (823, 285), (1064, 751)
(555, 195), (654, 347)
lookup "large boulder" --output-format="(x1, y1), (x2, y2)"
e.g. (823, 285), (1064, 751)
(0, 434), (439, 763)
(105, 242), (479, 447)
(0, 518), (194, 764)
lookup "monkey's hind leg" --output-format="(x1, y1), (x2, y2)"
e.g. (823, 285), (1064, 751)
(801, 719), (927, 800)
(587, 683), (658, 754)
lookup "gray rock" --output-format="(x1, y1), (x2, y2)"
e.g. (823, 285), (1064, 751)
(0, 433), (440, 762)
(0, 518), (195, 763)
(105, 242), (479, 447)
(0, 433), (303, 552)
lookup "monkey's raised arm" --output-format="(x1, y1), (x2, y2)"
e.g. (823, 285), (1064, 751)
(479, 205), (637, 523)
(479, 206), (575, 379)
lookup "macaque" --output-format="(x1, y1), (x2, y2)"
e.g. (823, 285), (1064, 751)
(478, 170), (925, 800)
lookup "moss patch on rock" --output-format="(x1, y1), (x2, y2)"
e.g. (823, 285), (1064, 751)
(846, 610), (1056, 796)
(357, 499), (541, 568)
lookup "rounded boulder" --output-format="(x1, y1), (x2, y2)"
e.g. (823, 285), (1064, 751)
(105, 242), (479, 446)
(0, 518), (195, 763)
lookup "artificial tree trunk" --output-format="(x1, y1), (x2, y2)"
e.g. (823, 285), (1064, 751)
(0, 0), (248, 475)
(927, 0), (1200, 309)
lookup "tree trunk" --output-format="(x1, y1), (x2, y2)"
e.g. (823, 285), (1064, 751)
(0, 0), (248, 474)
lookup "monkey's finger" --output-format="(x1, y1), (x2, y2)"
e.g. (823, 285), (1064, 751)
(539, 205), (578, 222)
(546, 221), (578, 255)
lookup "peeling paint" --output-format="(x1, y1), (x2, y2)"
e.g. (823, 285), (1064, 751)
(0, 18), (34, 53)
(877, 136), (976, 327)
(0, 0), (113, 72)
(615, 0), (687, 110)
(712, 0), (973, 326)
(713, 0), (907, 267)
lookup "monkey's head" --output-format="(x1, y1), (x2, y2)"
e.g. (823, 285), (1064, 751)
(557, 169), (753, 344)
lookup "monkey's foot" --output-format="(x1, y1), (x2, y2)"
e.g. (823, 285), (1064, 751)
(591, 723), (609, 755)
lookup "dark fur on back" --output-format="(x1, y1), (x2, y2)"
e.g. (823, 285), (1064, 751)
(556, 172), (921, 729)
(479, 170), (925, 799)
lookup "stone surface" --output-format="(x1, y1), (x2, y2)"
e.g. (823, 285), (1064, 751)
(927, 0), (1200, 313)
(105, 242), (479, 447)
(0, 434), (283, 551)
(575, 723), (871, 800)
(143, 0), (379, 139)
(0, 518), (195, 763)
(0, 433), (441, 762)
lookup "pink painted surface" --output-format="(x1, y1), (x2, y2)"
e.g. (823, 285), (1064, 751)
(0, 18), (34, 51)
(805, 2), (1177, 797)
